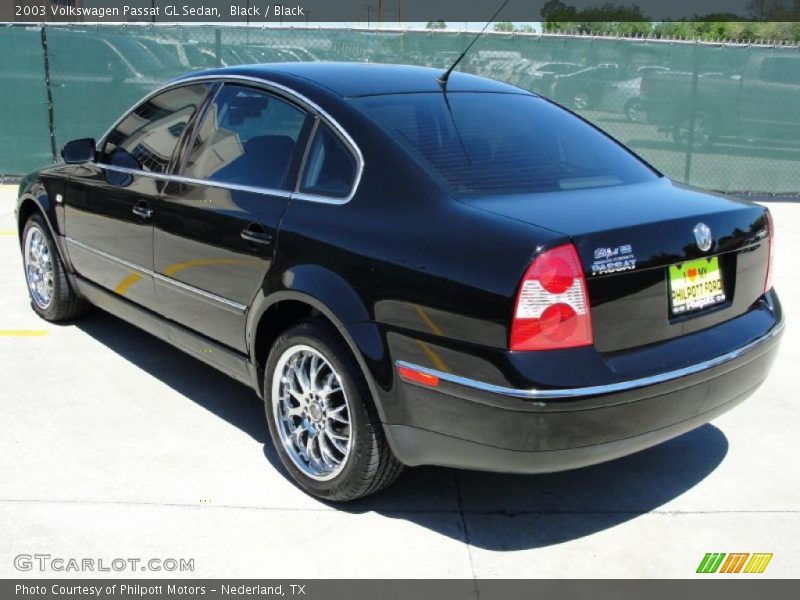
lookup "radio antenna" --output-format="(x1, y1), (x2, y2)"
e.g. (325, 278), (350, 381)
(438, 0), (512, 91)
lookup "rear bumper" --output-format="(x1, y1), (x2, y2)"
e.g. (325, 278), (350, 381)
(385, 317), (783, 474)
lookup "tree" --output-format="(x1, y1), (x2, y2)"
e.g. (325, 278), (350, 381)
(425, 20), (446, 29)
(541, 0), (578, 22)
(541, 2), (649, 35)
(493, 22), (536, 33)
(747, 0), (800, 20)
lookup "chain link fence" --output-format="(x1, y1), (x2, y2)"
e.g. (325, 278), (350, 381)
(1, 23), (799, 193)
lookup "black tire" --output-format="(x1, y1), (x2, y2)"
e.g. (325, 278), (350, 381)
(264, 320), (403, 501)
(673, 111), (716, 150)
(21, 213), (89, 322)
(572, 90), (593, 111)
(624, 98), (645, 123)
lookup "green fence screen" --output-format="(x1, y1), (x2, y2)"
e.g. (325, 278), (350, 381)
(1, 24), (799, 193)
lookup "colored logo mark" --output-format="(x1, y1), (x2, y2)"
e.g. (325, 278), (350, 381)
(696, 553), (773, 574)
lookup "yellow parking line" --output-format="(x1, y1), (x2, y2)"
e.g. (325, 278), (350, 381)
(0, 231), (17, 236)
(413, 304), (443, 336)
(163, 257), (259, 276)
(114, 272), (143, 296)
(0, 330), (48, 337)
(415, 340), (450, 373)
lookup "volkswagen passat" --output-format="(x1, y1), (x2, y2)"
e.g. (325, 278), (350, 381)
(15, 64), (783, 500)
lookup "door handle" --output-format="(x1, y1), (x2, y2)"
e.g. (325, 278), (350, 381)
(240, 224), (273, 246)
(132, 201), (153, 220)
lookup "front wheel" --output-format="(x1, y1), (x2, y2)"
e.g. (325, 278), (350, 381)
(264, 320), (403, 501)
(21, 213), (88, 322)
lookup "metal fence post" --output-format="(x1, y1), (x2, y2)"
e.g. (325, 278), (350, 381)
(215, 28), (223, 67)
(40, 25), (57, 165)
(683, 41), (700, 184)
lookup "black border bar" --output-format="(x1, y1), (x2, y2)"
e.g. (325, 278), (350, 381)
(4, 580), (800, 600)
(6, 0), (800, 24)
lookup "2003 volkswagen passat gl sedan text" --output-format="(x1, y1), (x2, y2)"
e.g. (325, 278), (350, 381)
(15, 63), (783, 500)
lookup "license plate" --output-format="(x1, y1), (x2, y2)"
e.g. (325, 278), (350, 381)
(668, 256), (726, 315)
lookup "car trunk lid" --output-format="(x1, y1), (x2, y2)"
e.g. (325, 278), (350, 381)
(461, 179), (771, 352)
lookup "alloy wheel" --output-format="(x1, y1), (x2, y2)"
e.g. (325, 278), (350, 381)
(573, 92), (590, 110)
(677, 114), (712, 148)
(24, 226), (54, 310)
(271, 345), (352, 481)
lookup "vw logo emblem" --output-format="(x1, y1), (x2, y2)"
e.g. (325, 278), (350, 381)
(694, 222), (713, 252)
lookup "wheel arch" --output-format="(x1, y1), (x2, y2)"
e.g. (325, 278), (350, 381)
(16, 189), (73, 272)
(247, 268), (388, 419)
(17, 193), (53, 243)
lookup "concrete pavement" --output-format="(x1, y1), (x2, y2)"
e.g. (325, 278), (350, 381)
(1, 184), (798, 578)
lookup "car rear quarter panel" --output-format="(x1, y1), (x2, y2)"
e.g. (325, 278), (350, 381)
(264, 109), (564, 420)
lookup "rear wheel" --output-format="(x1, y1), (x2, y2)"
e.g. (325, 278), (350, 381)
(572, 91), (591, 110)
(674, 112), (715, 149)
(264, 320), (403, 501)
(22, 213), (88, 322)
(624, 98), (646, 123)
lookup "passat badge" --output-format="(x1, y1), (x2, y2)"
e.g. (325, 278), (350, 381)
(591, 244), (636, 275)
(694, 223), (713, 252)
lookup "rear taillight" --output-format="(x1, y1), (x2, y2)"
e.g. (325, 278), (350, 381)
(765, 209), (775, 293)
(510, 244), (593, 351)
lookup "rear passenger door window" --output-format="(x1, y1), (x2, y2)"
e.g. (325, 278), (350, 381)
(183, 84), (306, 190)
(299, 124), (358, 199)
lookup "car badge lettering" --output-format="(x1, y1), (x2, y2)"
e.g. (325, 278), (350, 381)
(591, 244), (636, 275)
(694, 222), (713, 252)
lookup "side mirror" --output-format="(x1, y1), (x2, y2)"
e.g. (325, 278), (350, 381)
(61, 138), (96, 164)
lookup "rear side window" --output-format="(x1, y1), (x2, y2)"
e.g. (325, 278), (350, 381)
(299, 124), (358, 199)
(353, 93), (657, 195)
(101, 83), (211, 174)
(183, 84), (306, 190)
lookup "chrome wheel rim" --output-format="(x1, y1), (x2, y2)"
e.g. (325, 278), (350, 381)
(678, 116), (711, 147)
(24, 226), (54, 310)
(271, 345), (352, 481)
(573, 92), (589, 110)
(627, 102), (646, 123)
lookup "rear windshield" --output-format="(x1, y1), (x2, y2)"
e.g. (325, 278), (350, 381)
(353, 92), (657, 195)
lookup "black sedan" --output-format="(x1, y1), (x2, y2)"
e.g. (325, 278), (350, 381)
(15, 63), (783, 501)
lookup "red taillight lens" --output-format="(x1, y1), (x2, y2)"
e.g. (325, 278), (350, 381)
(510, 244), (593, 351)
(765, 209), (775, 293)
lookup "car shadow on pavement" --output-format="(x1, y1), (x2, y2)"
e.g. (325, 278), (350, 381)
(77, 310), (729, 551)
(75, 311), (268, 444)
(344, 423), (728, 550)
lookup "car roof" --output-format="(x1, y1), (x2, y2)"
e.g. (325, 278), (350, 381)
(177, 62), (529, 98)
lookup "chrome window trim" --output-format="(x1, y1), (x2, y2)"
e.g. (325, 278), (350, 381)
(293, 117), (359, 205)
(95, 163), (293, 199)
(96, 73), (364, 205)
(395, 319), (784, 401)
(65, 237), (247, 314)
